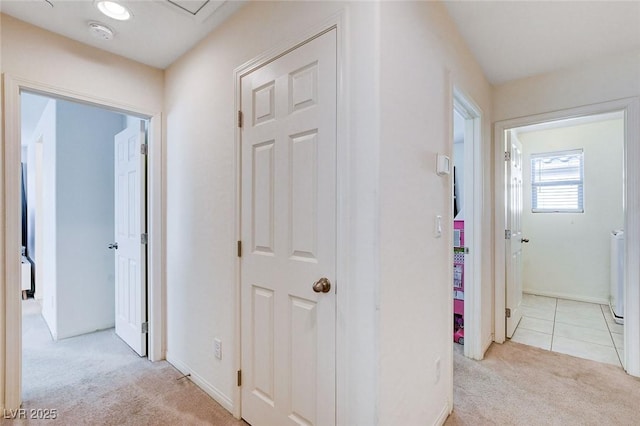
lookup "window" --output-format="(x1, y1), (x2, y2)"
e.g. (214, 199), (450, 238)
(531, 149), (584, 213)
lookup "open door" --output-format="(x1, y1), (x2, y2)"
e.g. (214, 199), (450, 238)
(506, 130), (524, 338)
(113, 121), (147, 356)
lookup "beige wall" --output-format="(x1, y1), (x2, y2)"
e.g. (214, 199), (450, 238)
(0, 14), (163, 113)
(493, 50), (640, 122)
(519, 118), (624, 303)
(378, 2), (492, 423)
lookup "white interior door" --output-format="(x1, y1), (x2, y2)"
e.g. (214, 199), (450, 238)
(240, 29), (337, 426)
(114, 121), (147, 356)
(506, 131), (524, 338)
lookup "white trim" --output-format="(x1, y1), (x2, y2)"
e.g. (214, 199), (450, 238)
(1, 74), (166, 410)
(166, 352), (234, 413)
(493, 97), (640, 378)
(434, 402), (451, 426)
(624, 98), (640, 376)
(232, 12), (347, 423)
(452, 86), (484, 361)
(522, 290), (609, 306)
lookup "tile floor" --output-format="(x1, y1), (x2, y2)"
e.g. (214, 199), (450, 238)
(510, 293), (624, 367)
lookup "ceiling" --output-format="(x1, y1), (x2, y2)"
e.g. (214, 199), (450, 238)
(444, 1), (640, 85)
(0, 0), (247, 69)
(3, 1), (639, 85)
(13, 1), (640, 149)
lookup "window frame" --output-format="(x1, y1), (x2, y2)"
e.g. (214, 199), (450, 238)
(530, 148), (585, 213)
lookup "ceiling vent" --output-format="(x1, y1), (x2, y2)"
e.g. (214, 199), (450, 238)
(166, 0), (210, 16)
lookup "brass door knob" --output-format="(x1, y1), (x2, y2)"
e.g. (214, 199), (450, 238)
(312, 277), (331, 293)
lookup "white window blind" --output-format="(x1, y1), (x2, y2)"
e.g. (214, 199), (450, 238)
(531, 149), (584, 213)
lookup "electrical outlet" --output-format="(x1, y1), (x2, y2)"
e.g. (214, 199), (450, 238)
(214, 338), (222, 360)
(435, 357), (441, 383)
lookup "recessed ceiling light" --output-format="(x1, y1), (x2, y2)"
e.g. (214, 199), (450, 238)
(96, 1), (132, 21)
(88, 22), (115, 40)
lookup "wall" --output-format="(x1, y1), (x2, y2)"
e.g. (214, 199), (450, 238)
(519, 118), (624, 303)
(493, 50), (640, 121)
(0, 14), (163, 114)
(453, 110), (465, 220)
(27, 99), (57, 336)
(378, 2), (492, 424)
(24, 99), (124, 339)
(1, 13), (163, 408)
(54, 100), (124, 339)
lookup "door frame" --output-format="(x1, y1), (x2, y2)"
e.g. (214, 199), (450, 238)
(451, 86), (484, 361)
(1, 75), (166, 410)
(233, 13), (345, 420)
(493, 97), (640, 376)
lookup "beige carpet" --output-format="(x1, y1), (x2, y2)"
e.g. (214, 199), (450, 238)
(448, 340), (640, 425)
(16, 300), (640, 425)
(15, 299), (245, 425)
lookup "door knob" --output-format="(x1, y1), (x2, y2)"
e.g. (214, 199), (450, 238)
(108, 243), (119, 250)
(521, 238), (530, 243)
(312, 277), (331, 293)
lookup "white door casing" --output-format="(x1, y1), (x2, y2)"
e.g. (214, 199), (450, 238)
(240, 29), (337, 426)
(505, 131), (524, 338)
(114, 121), (147, 356)
(493, 99), (640, 372)
(2, 75), (164, 412)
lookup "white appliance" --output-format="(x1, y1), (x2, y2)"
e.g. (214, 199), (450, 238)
(610, 230), (624, 324)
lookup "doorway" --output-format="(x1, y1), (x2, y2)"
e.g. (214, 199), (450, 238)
(2, 75), (165, 411)
(452, 88), (483, 361)
(494, 98), (640, 376)
(19, 91), (150, 399)
(506, 112), (625, 367)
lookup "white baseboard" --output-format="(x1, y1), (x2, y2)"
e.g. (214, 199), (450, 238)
(434, 402), (451, 426)
(166, 352), (234, 414)
(481, 333), (492, 358)
(56, 322), (116, 340)
(523, 289), (608, 305)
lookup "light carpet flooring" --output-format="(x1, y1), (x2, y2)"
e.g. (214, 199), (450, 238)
(18, 299), (640, 425)
(511, 294), (623, 367)
(18, 299), (246, 425)
(448, 341), (640, 425)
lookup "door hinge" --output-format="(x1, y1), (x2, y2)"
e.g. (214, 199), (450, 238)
(237, 240), (242, 257)
(505, 308), (511, 318)
(141, 233), (148, 245)
(505, 230), (511, 240)
(504, 151), (511, 161)
(141, 322), (149, 333)
(237, 370), (242, 387)
(238, 110), (243, 128)
(141, 144), (148, 155)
